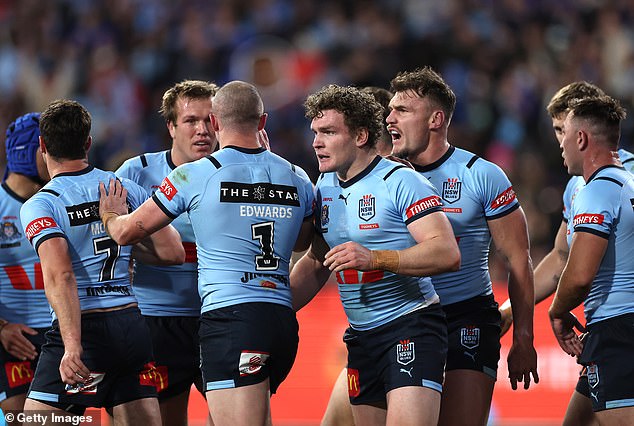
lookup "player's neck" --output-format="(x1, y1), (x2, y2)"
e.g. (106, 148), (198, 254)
(410, 138), (450, 167)
(336, 150), (377, 182)
(218, 134), (260, 150)
(47, 158), (90, 178)
(4, 173), (43, 199)
(582, 149), (621, 181)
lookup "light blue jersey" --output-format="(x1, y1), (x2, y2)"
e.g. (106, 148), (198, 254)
(316, 156), (441, 331)
(116, 151), (200, 316)
(0, 183), (51, 328)
(562, 149), (634, 224)
(20, 166), (147, 318)
(152, 146), (314, 314)
(566, 166), (634, 325)
(413, 146), (519, 305)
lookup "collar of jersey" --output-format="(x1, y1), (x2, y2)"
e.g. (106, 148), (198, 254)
(52, 165), (95, 178)
(412, 145), (455, 173)
(225, 145), (266, 154)
(339, 155), (382, 188)
(1, 181), (28, 203)
(586, 164), (626, 183)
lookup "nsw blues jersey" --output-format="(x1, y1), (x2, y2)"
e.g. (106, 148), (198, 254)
(413, 146), (520, 305)
(566, 166), (634, 325)
(116, 151), (200, 316)
(20, 166), (147, 319)
(152, 146), (314, 314)
(0, 183), (51, 328)
(316, 156), (441, 331)
(563, 149), (634, 225)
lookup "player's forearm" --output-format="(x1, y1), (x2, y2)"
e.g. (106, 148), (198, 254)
(45, 272), (82, 350)
(549, 268), (591, 318)
(533, 249), (567, 304)
(395, 237), (460, 276)
(103, 212), (148, 246)
(508, 262), (535, 340)
(290, 251), (331, 311)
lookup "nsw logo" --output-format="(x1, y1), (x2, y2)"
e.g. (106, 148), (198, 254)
(442, 178), (462, 204)
(587, 363), (599, 389)
(460, 326), (480, 349)
(396, 339), (415, 366)
(358, 194), (376, 221)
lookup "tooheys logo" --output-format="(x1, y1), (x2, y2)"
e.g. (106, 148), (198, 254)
(573, 213), (604, 226)
(5, 361), (33, 387)
(25, 217), (57, 239)
(491, 187), (516, 209)
(159, 177), (177, 201)
(405, 196), (442, 219)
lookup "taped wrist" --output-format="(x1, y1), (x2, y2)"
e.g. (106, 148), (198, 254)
(370, 250), (400, 273)
(101, 211), (120, 231)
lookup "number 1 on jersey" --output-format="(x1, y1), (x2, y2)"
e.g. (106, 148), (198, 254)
(252, 221), (280, 271)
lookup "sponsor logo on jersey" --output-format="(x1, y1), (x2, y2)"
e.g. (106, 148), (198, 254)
(1, 220), (22, 246)
(358, 194), (376, 221)
(359, 223), (379, 230)
(5, 361), (33, 388)
(573, 213), (604, 226)
(405, 196), (442, 219)
(321, 204), (330, 226)
(460, 326), (480, 349)
(159, 177), (178, 201)
(347, 368), (360, 397)
(66, 201), (101, 226)
(396, 339), (415, 366)
(491, 187), (516, 209)
(65, 372), (105, 394)
(220, 182), (300, 206)
(238, 351), (270, 376)
(586, 363), (599, 389)
(85, 285), (131, 297)
(139, 362), (168, 392)
(25, 217), (57, 239)
(442, 178), (462, 203)
(442, 207), (462, 214)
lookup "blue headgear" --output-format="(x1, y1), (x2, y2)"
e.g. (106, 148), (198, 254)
(3, 112), (41, 182)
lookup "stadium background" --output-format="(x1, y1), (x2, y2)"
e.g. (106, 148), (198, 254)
(0, 1), (633, 424)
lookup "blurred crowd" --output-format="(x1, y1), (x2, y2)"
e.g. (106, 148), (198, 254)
(1, 0), (633, 265)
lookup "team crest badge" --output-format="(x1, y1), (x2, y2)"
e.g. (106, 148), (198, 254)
(396, 339), (415, 366)
(321, 204), (330, 226)
(587, 364), (599, 388)
(460, 326), (480, 349)
(358, 194), (376, 221)
(442, 178), (462, 204)
(1, 220), (22, 248)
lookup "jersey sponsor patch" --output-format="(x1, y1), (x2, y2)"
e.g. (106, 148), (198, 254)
(159, 177), (178, 201)
(5, 361), (34, 388)
(220, 182), (300, 206)
(396, 339), (415, 366)
(442, 178), (462, 203)
(65, 372), (105, 394)
(139, 362), (168, 392)
(238, 351), (270, 376)
(460, 326), (480, 349)
(24, 216), (57, 239)
(347, 368), (360, 397)
(490, 186), (516, 209)
(405, 196), (442, 219)
(66, 201), (101, 226)
(321, 204), (330, 226)
(573, 213), (604, 226)
(358, 194), (376, 221)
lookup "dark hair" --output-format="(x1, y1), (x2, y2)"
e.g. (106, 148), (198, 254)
(546, 81), (605, 118)
(568, 95), (627, 147)
(159, 80), (218, 124)
(390, 66), (456, 120)
(304, 84), (384, 147)
(40, 99), (91, 160)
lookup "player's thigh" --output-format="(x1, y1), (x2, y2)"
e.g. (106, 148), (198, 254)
(563, 390), (597, 426)
(386, 386), (441, 426)
(439, 369), (495, 426)
(111, 396), (161, 426)
(321, 367), (355, 426)
(206, 379), (271, 426)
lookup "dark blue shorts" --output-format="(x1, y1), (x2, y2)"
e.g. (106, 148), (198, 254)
(443, 294), (501, 379)
(199, 302), (298, 395)
(0, 327), (47, 402)
(27, 307), (157, 414)
(344, 303), (447, 405)
(575, 313), (634, 412)
(145, 315), (202, 400)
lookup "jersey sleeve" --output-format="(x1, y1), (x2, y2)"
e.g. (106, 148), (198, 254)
(20, 195), (66, 253)
(119, 177), (150, 210)
(388, 168), (443, 225)
(569, 181), (618, 239)
(471, 159), (519, 219)
(562, 176), (583, 223)
(151, 162), (198, 219)
(114, 156), (141, 181)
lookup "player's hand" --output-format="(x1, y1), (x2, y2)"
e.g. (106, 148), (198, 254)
(0, 323), (38, 360)
(258, 129), (271, 151)
(324, 241), (373, 273)
(59, 344), (90, 386)
(507, 339), (539, 390)
(99, 178), (128, 219)
(499, 299), (513, 337)
(549, 310), (585, 357)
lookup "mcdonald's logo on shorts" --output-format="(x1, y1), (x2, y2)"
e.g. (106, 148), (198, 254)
(347, 368), (360, 397)
(5, 361), (34, 388)
(139, 362), (168, 392)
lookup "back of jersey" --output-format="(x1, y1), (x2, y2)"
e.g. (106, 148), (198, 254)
(153, 147), (314, 313)
(20, 166), (146, 316)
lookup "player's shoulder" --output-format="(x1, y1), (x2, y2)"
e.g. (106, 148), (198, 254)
(618, 148), (634, 173)
(117, 150), (168, 174)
